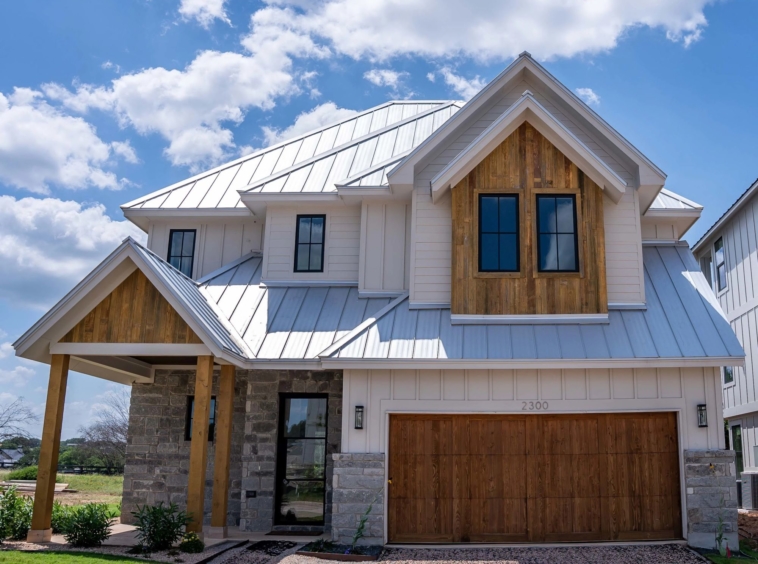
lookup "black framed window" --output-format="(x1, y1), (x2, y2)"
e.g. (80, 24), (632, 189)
(168, 230), (196, 277)
(700, 255), (713, 288)
(294, 215), (325, 273)
(184, 396), (216, 441)
(536, 195), (579, 272)
(478, 194), (519, 272)
(715, 237), (727, 292)
(723, 366), (734, 385)
(275, 394), (328, 525)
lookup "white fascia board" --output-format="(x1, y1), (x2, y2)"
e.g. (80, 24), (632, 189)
(123, 208), (252, 219)
(644, 209), (702, 219)
(608, 303), (647, 311)
(51, 343), (212, 357)
(321, 356), (745, 371)
(450, 313), (609, 325)
(240, 193), (341, 205)
(430, 95), (626, 204)
(318, 293), (409, 358)
(337, 187), (393, 201)
(68, 357), (153, 385)
(261, 280), (357, 288)
(246, 360), (322, 370)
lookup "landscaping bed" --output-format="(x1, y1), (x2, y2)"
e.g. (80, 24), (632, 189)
(296, 541), (382, 562)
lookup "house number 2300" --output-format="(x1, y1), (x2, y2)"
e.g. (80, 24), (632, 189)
(522, 401), (548, 411)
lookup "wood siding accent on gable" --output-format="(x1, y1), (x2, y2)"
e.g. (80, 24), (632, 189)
(451, 122), (607, 316)
(60, 270), (202, 344)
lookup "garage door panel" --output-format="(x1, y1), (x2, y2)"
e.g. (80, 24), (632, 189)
(388, 413), (681, 543)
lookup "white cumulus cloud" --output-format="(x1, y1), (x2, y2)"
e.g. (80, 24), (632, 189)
(179, 0), (231, 28)
(575, 87), (601, 106)
(363, 69), (409, 92)
(44, 10), (330, 173)
(267, 0), (713, 61)
(0, 365), (35, 388)
(0, 342), (12, 359)
(0, 196), (145, 309)
(262, 102), (358, 146)
(0, 89), (134, 194)
(430, 67), (487, 100)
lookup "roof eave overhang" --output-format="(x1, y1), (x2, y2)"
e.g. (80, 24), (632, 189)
(321, 356), (745, 370)
(642, 209), (702, 238)
(693, 178), (758, 253)
(430, 94), (627, 204)
(122, 208), (253, 231)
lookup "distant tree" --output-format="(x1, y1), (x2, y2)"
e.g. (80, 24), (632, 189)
(0, 397), (38, 442)
(77, 388), (130, 468)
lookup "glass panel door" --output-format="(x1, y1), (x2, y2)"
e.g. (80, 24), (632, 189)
(275, 395), (328, 525)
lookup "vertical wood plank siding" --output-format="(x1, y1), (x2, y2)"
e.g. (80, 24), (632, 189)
(60, 270), (203, 344)
(451, 122), (607, 315)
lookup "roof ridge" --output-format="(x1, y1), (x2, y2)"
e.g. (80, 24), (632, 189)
(241, 102), (458, 194)
(335, 153), (408, 187)
(121, 100), (452, 210)
(197, 252), (263, 285)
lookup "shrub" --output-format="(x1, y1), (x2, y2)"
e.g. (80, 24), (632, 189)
(179, 532), (204, 553)
(0, 486), (33, 542)
(132, 502), (190, 551)
(51, 500), (75, 534)
(63, 503), (115, 548)
(7, 466), (38, 481)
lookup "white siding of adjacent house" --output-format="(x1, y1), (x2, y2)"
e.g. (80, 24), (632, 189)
(410, 188), (452, 306)
(148, 219), (264, 279)
(359, 202), (412, 294)
(261, 204), (361, 282)
(341, 367), (723, 454)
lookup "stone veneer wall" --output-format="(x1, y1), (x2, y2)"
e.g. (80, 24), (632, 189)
(122, 369), (247, 526)
(122, 368), (342, 533)
(331, 454), (385, 545)
(684, 449), (739, 550)
(240, 370), (342, 532)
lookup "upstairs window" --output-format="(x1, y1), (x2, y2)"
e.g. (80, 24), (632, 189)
(479, 194), (519, 272)
(536, 195), (578, 272)
(295, 215), (326, 272)
(168, 230), (196, 277)
(700, 255), (713, 288)
(714, 237), (727, 292)
(723, 366), (734, 385)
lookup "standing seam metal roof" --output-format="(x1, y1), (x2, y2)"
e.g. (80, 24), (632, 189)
(320, 245), (743, 361)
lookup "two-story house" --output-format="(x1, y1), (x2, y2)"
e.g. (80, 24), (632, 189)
(13, 53), (743, 549)
(693, 177), (758, 509)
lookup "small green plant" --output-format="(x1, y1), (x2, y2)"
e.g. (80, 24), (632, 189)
(715, 494), (728, 556)
(132, 502), (190, 551)
(351, 497), (377, 549)
(7, 466), (38, 481)
(51, 500), (75, 534)
(63, 502), (115, 547)
(0, 486), (33, 541)
(179, 531), (204, 553)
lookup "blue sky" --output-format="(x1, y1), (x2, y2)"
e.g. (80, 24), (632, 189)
(1, 0), (756, 438)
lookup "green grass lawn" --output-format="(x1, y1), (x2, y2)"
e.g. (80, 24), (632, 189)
(0, 552), (144, 563)
(1, 470), (123, 513)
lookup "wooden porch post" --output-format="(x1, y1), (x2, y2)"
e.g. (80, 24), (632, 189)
(27, 354), (69, 542)
(208, 365), (236, 538)
(186, 355), (214, 534)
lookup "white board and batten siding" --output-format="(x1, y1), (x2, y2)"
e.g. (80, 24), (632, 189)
(697, 192), (758, 416)
(409, 186), (646, 306)
(262, 205), (361, 282)
(148, 219), (264, 279)
(359, 203), (412, 294)
(342, 367), (724, 454)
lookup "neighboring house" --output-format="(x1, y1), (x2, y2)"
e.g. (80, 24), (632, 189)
(692, 177), (758, 508)
(0, 448), (24, 468)
(13, 53), (743, 549)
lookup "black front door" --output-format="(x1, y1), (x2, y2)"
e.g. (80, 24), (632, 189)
(275, 394), (328, 525)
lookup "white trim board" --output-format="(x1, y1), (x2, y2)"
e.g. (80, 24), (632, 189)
(51, 343), (213, 357)
(450, 313), (609, 325)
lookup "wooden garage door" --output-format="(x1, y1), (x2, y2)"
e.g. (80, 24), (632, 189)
(387, 413), (681, 543)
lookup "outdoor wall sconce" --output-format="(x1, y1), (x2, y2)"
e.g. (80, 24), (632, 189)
(697, 404), (708, 427)
(355, 405), (364, 429)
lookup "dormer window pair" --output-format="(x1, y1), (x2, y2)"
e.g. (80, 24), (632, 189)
(478, 194), (578, 274)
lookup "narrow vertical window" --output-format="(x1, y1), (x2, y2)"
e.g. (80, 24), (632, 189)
(184, 396), (216, 441)
(478, 194), (519, 272)
(700, 255), (713, 288)
(168, 230), (196, 277)
(714, 237), (727, 292)
(294, 215), (326, 273)
(536, 195), (579, 272)
(723, 366), (734, 385)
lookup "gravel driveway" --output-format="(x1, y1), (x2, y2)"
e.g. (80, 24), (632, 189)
(268, 544), (706, 564)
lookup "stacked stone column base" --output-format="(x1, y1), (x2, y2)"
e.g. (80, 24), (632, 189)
(331, 453), (385, 545)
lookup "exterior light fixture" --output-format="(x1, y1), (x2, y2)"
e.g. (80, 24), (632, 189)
(697, 404), (708, 428)
(355, 406), (364, 430)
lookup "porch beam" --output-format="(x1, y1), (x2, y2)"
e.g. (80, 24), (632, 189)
(186, 355), (214, 534)
(208, 365), (235, 538)
(27, 354), (70, 542)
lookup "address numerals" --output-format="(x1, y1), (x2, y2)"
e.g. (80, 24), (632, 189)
(522, 401), (549, 411)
